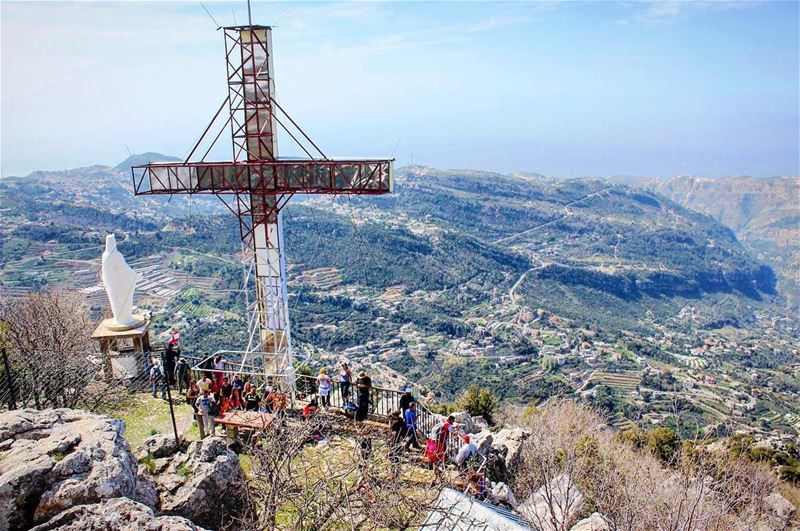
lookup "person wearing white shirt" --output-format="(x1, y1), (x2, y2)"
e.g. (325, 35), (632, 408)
(455, 435), (478, 467)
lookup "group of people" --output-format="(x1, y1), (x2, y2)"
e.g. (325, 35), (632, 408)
(152, 350), (481, 474)
(387, 388), (476, 468)
(147, 343), (191, 399)
(313, 363), (373, 421)
(185, 369), (290, 437)
(309, 367), (479, 469)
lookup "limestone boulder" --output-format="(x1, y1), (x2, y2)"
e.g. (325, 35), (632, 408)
(150, 436), (247, 529)
(472, 415), (489, 431)
(451, 411), (477, 434)
(136, 433), (181, 461)
(516, 474), (584, 531)
(764, 491), (796, 528)
(489, 481), (518, 509)
(28, 497), (207, 531)
(0, 409), (140, 530)
(471, 429), (494, 456)
(570, 512), (609, 531)
(490, 427), (530, 470)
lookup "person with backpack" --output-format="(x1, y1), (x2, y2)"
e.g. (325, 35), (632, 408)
(163, 343), (178, 386)
(195, 390), (217, 438)
(399, 387), (415, 417)
(149, 357), (167, 400)
(426, 415), (456, 465)
(186, 381), (200, 424)
(244, 386), (260, 411)
(389, 410), (407, 461)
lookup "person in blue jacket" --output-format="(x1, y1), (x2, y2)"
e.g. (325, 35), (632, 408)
(404, 402), (422, 450)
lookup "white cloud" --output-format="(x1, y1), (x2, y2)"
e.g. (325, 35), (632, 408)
(618, 0), (762, 26)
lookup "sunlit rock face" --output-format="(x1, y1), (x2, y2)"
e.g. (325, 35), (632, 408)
(101, 234), (142, 330)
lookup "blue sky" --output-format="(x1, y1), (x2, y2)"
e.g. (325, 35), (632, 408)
(1, 1), (798, 178)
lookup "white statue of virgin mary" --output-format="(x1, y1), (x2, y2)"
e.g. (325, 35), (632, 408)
(101, 234), (144, 330)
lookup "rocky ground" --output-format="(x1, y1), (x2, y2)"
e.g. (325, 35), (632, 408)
(0, 409), (246, 531)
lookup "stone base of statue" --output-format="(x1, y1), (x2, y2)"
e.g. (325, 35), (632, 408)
(101, 314), (146, 332)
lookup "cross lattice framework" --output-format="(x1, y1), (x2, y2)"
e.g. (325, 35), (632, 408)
(132, 26), (393, 381)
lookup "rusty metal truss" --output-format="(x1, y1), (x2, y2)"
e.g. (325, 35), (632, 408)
(129, 24), (393, 384)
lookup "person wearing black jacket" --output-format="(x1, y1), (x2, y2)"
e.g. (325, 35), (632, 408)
(200, 354), (215, 380)
(355, 371), (372, 421)
(389, 410), (407, 461)
(399, 387), (415, 416)
(163, 344), (178, 385)
(175, 357), (190, 394)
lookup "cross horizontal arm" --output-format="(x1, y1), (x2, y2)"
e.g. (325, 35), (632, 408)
(131, 159), (393, 196)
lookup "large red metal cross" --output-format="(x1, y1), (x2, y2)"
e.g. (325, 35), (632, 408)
(131, 26), (393, 377)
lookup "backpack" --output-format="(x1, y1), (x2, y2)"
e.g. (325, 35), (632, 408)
(428, 421), (445, 440)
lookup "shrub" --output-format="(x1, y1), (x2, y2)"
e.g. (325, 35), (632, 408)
(457, 385), (499, 425)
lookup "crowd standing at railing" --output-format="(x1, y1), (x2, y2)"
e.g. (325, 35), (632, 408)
(142, 345), (488, 495)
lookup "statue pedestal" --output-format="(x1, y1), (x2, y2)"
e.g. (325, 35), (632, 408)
(101, 316), (146, 332)
(91, 316), (151, 381)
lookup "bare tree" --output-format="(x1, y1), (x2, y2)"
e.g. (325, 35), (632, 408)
(511, 400), (606, 531)
(236, 413), (466, 530)
(0, 290), (102, 409)
(510, 399), (783, 531)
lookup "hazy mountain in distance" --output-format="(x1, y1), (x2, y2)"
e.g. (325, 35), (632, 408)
(115, 152), (181, 172)
(637, 176), (799, 305)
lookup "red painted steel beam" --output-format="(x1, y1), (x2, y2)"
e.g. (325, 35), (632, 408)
(131, 159), (393, 196)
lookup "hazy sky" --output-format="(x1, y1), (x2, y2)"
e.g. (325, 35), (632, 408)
(1, 1), (798, 178)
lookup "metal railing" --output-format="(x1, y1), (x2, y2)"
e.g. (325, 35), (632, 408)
(291, 374), (485, 470)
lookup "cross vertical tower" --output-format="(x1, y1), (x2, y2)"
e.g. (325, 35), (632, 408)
(131, 25), (393, 380)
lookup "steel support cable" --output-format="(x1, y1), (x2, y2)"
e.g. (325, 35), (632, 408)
(184, 96), (231, 164)
(271, 112), (317, 160)
(269, 96), (328, 160)
(340, 195), (383, 288)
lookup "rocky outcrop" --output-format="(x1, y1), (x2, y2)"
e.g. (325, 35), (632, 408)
(28, 497), (206, 531)
(135, 433), (180, 461)
(764, 491), (796, 528)
(0, 409), (246, 531)
(517, 474), (584, 531)
(471, 429), (494, 456)
(489, 481), (518, 509)
(138, 435), (247, 530)
(0, 409), (139, 530)
(570, 512), (609, 531)
(451, 411), (478, 434)
(472, 415), (489, 431)
(491, 427), (530, 471)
